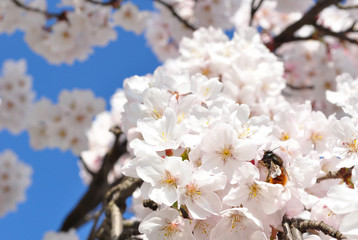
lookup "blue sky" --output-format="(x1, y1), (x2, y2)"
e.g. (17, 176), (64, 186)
(0, 2), (160, 239)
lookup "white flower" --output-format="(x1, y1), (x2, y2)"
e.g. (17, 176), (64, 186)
(136, 156), (190, 206)
(139, 208), (195, 240)
(178, 170), (226, 219)
(223, 163), (284, 216)
(210, 208), (263, 240)
(200, 123), (257, 178)
(331, 117), (358, 168)
(137, 108), (187, 151)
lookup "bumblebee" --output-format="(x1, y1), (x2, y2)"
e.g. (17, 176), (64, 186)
(260, 150), (288, 186)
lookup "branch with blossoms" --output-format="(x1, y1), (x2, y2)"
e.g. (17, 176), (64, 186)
(273, 0), (342, 50)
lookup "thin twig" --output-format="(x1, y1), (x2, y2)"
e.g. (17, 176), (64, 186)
(86, 0), (121, 7)
(79, 157), (95, 177)
(11, 0), (64, 19)
(249, 0), (265, 26)
(154, 0), (196, 31)
(313, 22), (358, 45)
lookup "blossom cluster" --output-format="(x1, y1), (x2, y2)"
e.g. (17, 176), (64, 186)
(0, 59), (34, 134)
(164, 27), (285, 114)
(83, 24), (357, 237)
(28, 89), (105, 154)
(3, 0), (358, 239)
(118, 67), (358, 239)
(0, 149), (32, 217)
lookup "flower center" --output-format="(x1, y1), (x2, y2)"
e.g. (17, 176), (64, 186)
(161, 222), (180, 237)
(229, 213), (246, 230)
(343, 138), (358, 153)
(248, 183), (261, 200)
(152, 109), (163, 119)
(281, 132), (290, 141)
(185, 182), (201, 200)
(217, 144), (233, 163)
(161, 170), (177, 187)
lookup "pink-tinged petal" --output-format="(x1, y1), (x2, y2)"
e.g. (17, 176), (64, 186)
(187, 191), (222, 219)
(324, 185), (358, 214)
(235, 140), (257, 160)
(257, 182), (284, 214)
(223, 185), (250, 206)
(340, 211), (358, 238)
(136, 164), (163, 185)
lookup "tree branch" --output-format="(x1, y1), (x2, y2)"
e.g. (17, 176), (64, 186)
(60, 126), (127, 231)
(249, 0), (265, 26)
(273, 0), (341, 50)
(154, 0), (196, 31)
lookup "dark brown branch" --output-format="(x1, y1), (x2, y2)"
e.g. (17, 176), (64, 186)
(249, 0), (265, 26)
(273, 0), (341, 50)
(154, 0), (196, 31)
(11, 0), (64, 19)
(60, 127), (127, 231)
